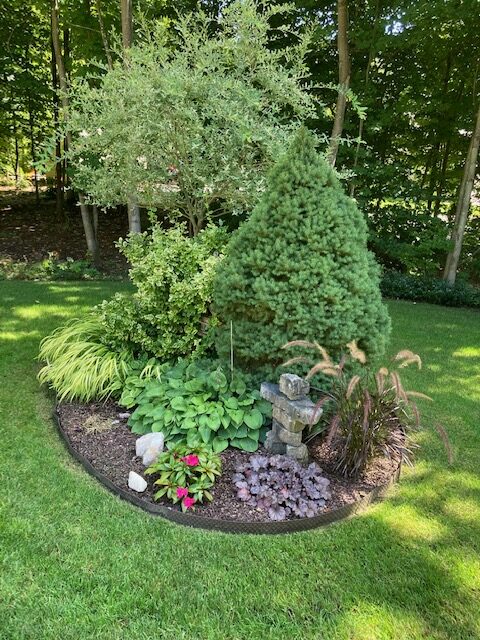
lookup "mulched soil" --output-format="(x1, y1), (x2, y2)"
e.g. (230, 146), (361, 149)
(57, 401), (400, 523)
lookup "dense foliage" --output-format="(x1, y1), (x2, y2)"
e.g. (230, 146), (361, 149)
(214, 129), (391, 379)
(65, 0), (315, 233)
(99, 224), (227, 359)
(146, 442), (221, 510)
(0, 255), (101, 282)
(38, 316), (133, 402)
(125, 359), (271, 452)
(381, 270), (480, 309)
(234, 454), (331, 521)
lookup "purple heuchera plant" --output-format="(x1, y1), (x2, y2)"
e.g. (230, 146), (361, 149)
(233, 455), (331, 521)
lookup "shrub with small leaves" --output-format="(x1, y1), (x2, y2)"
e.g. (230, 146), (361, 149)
(146, 442), (221, 511)
(234, 454), (331, 520)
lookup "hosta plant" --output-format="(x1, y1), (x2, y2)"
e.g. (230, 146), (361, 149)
(125, 359), (271, 453)
(234, 455), (331, 521)
(284, 340), (432, 478)
(146, 443), (221, 511)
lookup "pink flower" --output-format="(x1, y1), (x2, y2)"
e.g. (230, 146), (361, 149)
(176, 487), (188, 499)
(182, 454), (199, 467)
(183, 496), (196, 509)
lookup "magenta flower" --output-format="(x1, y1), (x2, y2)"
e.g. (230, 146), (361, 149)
(176, 487), (189, 499)
(183, 496), (195, 509)
(182, 454), (199, 467)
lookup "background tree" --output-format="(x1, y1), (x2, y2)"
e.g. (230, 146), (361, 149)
(64, 0), (316, 234)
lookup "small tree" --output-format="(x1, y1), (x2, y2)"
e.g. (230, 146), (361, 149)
(66, 0), (316, 234)
(213, 128), (391, 378)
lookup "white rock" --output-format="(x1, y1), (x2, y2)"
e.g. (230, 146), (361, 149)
(118, 412), (131, 420)
(142, 445), (162, 467)
(135, 432), (165, 458)
(128, 471), (147, 493)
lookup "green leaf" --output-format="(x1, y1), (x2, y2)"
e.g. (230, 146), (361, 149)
(244, 408), (263, 430)
(199, 423), (212, 444)
(207, 414), (221, 431)
(212, 437), (229, 453)
(230, 436), (258, 452)
(226, 408), (244, 425)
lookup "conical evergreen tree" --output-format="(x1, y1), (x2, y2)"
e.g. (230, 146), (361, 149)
(213, 128), (391, 378)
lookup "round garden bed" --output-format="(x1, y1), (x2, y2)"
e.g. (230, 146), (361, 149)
(55, 401), (401, 535)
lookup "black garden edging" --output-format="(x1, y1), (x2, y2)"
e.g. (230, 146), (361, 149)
(54, 407), (401, 535)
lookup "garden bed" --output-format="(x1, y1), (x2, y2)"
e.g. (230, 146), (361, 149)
(56, 401), (401, 534)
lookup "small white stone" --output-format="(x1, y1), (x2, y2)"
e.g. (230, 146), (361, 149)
(135, 432), (165, 457)
(128, 471), (147, 493)
(118, 412), (131, 419)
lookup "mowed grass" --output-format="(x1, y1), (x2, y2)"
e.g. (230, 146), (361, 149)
(1, 281), (479, 640)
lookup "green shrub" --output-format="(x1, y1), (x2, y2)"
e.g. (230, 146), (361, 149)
(125, 359), (271, 453)
(381, 270), (480, 308)
(99, 224), (228, 360)
(213, 128), (391, 379)
(146, 442), (221, 510)
(38, 316), (134, 402)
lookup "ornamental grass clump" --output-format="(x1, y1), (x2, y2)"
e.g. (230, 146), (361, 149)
(213, 128), (391, 380)
(38, 316), (134, 402)
(284, 340), (439, 478)
(234, 454), (331, 521)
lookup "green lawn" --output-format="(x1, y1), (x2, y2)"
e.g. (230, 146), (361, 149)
(1, 281), (479, 640)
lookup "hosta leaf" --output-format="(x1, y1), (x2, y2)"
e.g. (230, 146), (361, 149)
(199, 423), (212, 444)
(207, 414), (221, 431)
(212, 437), (229, 453)
(230, 436), (258, 452)
(244, 408), (263, 430)
(227, 408), (244, 425)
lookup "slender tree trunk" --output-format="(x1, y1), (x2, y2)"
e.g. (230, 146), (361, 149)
(328, 0), (350, 168)
(443, 103), (480, 285)
(121, 0), (133, 51)
(28, 100), (40, 205)
(51, 0), (99, 265)
(349, 0), (379, 196)
(434, 138), (452, 216)
(120, 0), (141, 233)
(50, 33), (64, 218)
(96, 0), (113, 69)
(13, 113), (19, 187)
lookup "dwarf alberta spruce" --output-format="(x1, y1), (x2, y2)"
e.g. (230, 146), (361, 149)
(123, 359), (271, 453)
(146, 443), (221, 510)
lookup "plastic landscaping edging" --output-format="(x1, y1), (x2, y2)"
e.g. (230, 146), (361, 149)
(54, 407), (401, 535)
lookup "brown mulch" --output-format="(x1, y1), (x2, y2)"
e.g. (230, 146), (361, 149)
(57, 401), (399, 522)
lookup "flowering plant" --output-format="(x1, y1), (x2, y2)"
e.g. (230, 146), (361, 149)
(146, 443), (221, 511)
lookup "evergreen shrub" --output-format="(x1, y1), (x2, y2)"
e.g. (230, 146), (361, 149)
(213, 129), (391, 379)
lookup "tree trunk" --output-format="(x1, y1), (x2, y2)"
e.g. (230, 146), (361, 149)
(120, 0), (141, 233)
(128, 202), (141, 233)
(96, 0), (113, 69)
(443, 103), (480, 285)
(50, 33), (64, 218)
(328, 0), (350, 168)
(434, 138), (452, 216)
(349, 0), (379, 196)
(51, 0), (99, 264)
(13, 114), (19, 187)
(28, 99), (40, 205)
(121, 0), (133, 51)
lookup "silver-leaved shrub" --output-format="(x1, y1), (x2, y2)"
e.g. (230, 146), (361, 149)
(66, 0), (316, 233)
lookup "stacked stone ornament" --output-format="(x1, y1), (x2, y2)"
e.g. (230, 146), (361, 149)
(260, 373), (322, 465)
